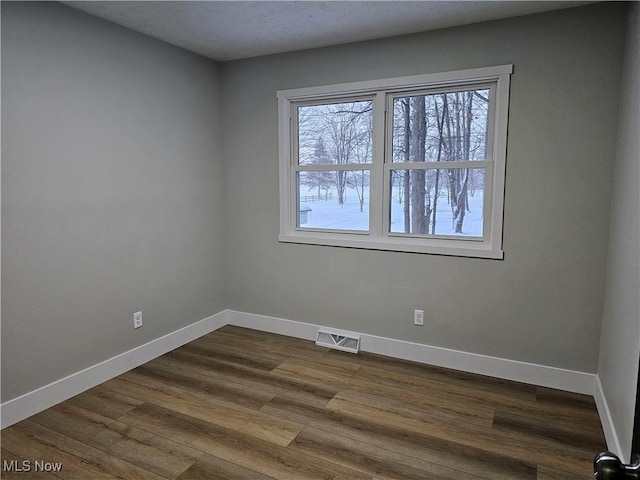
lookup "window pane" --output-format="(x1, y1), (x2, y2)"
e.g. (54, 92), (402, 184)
(297, 171), (369, 231)
(389, 168), (485, 237)
(392, 89), (490, 163)
(298, 100), (373, 166)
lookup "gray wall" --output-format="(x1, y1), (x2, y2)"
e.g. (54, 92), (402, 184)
(1, 2), (226, 402)
(598, 3), (640, 461)
(221, 3), (627, 374)
(2, 1), (633, 413)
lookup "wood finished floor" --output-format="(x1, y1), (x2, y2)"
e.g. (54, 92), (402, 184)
(1, 326), (606, 479)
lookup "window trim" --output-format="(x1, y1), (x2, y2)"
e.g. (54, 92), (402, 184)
(277, 65), (512, 259)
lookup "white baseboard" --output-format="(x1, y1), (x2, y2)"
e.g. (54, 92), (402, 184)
(1, 308), (600, 436)
(228, 310), (597, 395)
(594, 375), (627, 462)
(0, 310), (230, 429)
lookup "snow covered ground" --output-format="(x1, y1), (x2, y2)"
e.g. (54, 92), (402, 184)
(297, 185), (484, 236)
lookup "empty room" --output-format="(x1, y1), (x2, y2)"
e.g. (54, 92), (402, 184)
(2, 1), (639, 478)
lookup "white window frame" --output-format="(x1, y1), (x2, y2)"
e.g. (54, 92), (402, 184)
(277, 65), (512, 259)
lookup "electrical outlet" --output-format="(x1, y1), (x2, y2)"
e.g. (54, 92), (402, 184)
(414, 309), (424, 326)
(133, 311), (143, 329)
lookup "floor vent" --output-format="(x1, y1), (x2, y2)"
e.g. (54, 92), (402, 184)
(315, 329), (360, 354)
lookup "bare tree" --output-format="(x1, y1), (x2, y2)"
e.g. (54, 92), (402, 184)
(351, 126), (372, 213)
(393, 88), (489, 235)
(297, 101), (372, 208)
(433, 91), (474, 233)
(410, 96), (428, 234)
(322, 102), (372, 206)
(401, 98), (411, 232)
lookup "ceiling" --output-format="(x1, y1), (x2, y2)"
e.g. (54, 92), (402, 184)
(63, 1), (593, 62)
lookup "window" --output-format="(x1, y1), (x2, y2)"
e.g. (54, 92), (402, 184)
(278, 65), (512, 259)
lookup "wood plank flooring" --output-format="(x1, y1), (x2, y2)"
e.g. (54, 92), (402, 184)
(1, 326), (607, 479)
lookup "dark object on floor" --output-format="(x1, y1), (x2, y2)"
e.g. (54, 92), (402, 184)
(594, 452), (640, 479)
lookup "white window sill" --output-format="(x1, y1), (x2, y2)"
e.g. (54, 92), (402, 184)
(279, 232), (504, 259)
